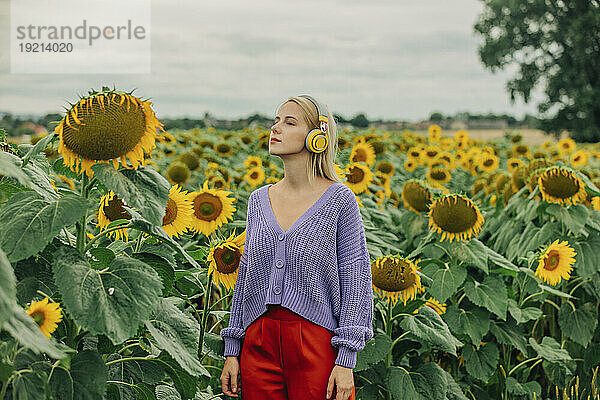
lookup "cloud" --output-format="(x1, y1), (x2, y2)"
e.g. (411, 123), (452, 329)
(0, 0), (542, 120)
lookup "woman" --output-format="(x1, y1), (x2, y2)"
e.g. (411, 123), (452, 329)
(220, 95), (374, 400)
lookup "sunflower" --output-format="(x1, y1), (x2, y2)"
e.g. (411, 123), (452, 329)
(244, 155), (263, 169)
(401, 180), (432, 213)
(427, 167), (451, 185)
(162, 185), (194, 238)
(440, 138), (455, 152)
(472, 179), (486, 196)
(404, 159), (418, 172)
(244, 166), (266, 187)
(350, 139), (376, 166)
(166, 162), (191, 186)
(511, 166), (529, 190)
(215, 142), (234, 157)
(177, 152), (200, 171)
(557, 138), (576, 155)
(372, 256), (424, 306)
(25, 297), (63, 338)
(592, 196), (600, 211)
(512, 144), (531, 158)
(538, 167), (587, 206)
(343, 162), (374, 194)
(428, 194), (485, 242)
(507, 157), (525, 174)
(570, 150), (590, 168)
(55, 88), (163, 179)
(478, 154), (500, 173)
(423, 145), (441, 163)
(428, 124), (442, 142)
(535, 239), (576, 286)
(454, 130), (469, 142)
(187, 180), (236, 236)
(407, 146), (423, 161)
(375, 160), (395, 177)
(207, 229), (246, 291)
(97, 190), (132, 241)
(413, 297), (447, 316)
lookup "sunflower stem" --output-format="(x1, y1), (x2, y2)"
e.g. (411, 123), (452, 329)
(134, 232), (143, 253)
(76, 174), (89, 254)
(83, 223), (133, 253)
(385, 298), (393, 400)
(198, 272), (214, 360)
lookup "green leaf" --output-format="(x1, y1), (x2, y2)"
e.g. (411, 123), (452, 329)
(572, 232), (600, 278)
(558, 302), (598, 347)
(0, 248), (16, 327)
(529, 337), (572, 363)
(11, 370), (50, 400)
(52, 245), (163, 344)
(410, 362), (447, 400)
(71, 350), (107, 400)
(129, 217), (200, 269)
(0, 150), (32, 186)
(21, 133), (55, 168)
(47, 366), (74, 400)
(88, 247), (115, 270)
(355, 334), (392, 372)
(156, 384), (182, 400)
(153, 352), (198, 400)
(399, 305), (462, 356)
(507, 299), (542, 324)
(132, 252), (176, 296)
(462, 342), (499, 382)
(464, 275), (508, 320)
(489, 320), (529, 357)
(485, 245), (519, 271)
(545, 204), (590, 234)
(506, 377), (541, 398)
(426, 263), (467, 304)
(2, 304), (67, 360)
(144, 297), (209, 377)
(446, 239), (488, 273)
(442, 370), (468, 400)
(385, 366), (421, 400)
(444, 305), (490, 346)
(0, 191), (88, 263)
(91, 163), (170, 227)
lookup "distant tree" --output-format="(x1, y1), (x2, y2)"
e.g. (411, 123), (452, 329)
(474, 0), (600, 142)
(350, 113), (369, 128)
(429, 112), (444, 122)
(333, 113), (347, 123)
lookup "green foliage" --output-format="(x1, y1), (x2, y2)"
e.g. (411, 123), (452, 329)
(474, 0), (600, 141)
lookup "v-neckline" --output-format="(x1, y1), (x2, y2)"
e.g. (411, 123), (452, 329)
(262, 182), (341, 235)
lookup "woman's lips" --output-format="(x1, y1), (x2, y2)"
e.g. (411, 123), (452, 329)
(270, 138), (281, 142)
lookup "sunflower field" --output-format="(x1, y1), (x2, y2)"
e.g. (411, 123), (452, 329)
(1, 87), (600, 400)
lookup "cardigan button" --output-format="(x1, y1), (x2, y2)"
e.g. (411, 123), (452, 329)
(273, 286), (281, 294)
(278, 233), (285, 241)
(276, 259), (283, 268)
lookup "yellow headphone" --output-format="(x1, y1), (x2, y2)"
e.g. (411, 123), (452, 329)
(299, 94), (329, 154)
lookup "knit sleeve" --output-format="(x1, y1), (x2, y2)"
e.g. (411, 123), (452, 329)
(331, 191), (374, 369)
(220, 193), (253, 357)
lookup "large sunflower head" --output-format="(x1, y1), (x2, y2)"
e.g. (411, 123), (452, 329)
(187, 180), (236, 237)
(401, 179), (432, 213)
(55, 88), (164, 178)
(372, 256), (424, 306)
(535, 239), (576, 286)
(96, 190), (132, 242)
(538, 166), (587, 206)
(428, 194), (485, 242)
(25, 297), (63, 338)
(206, 229), (246, 291)
(162, 185), (194, 238)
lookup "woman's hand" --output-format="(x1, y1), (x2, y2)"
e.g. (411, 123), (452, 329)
(326, 364), (354, 400)
(220, 356), (241, 397)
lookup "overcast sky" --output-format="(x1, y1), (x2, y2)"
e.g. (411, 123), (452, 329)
(0, 0), (543, 121)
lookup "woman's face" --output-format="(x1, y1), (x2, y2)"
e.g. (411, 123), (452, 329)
(269, 101), (309, 155)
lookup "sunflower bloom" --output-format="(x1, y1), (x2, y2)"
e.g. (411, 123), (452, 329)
(55, 88), (164, 179)
(188, 180), (236, 237)
(162, 185), (194, 238)
(535, 239), (576, 286)
(372, 256), (425, 306)
(96, 190), (131, 242)
(538, 167), (587, 206)
(414, 297), (447, 316)
(25, 297), (63, 338)
(401, 180), (432, 213)
(429, 194), (485, 242)
(207, 229), (246, 291)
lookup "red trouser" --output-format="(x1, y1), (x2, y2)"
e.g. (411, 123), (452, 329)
(239, 304), (356, 400)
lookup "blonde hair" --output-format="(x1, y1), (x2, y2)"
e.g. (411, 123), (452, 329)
(279, 96), (342, 186)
